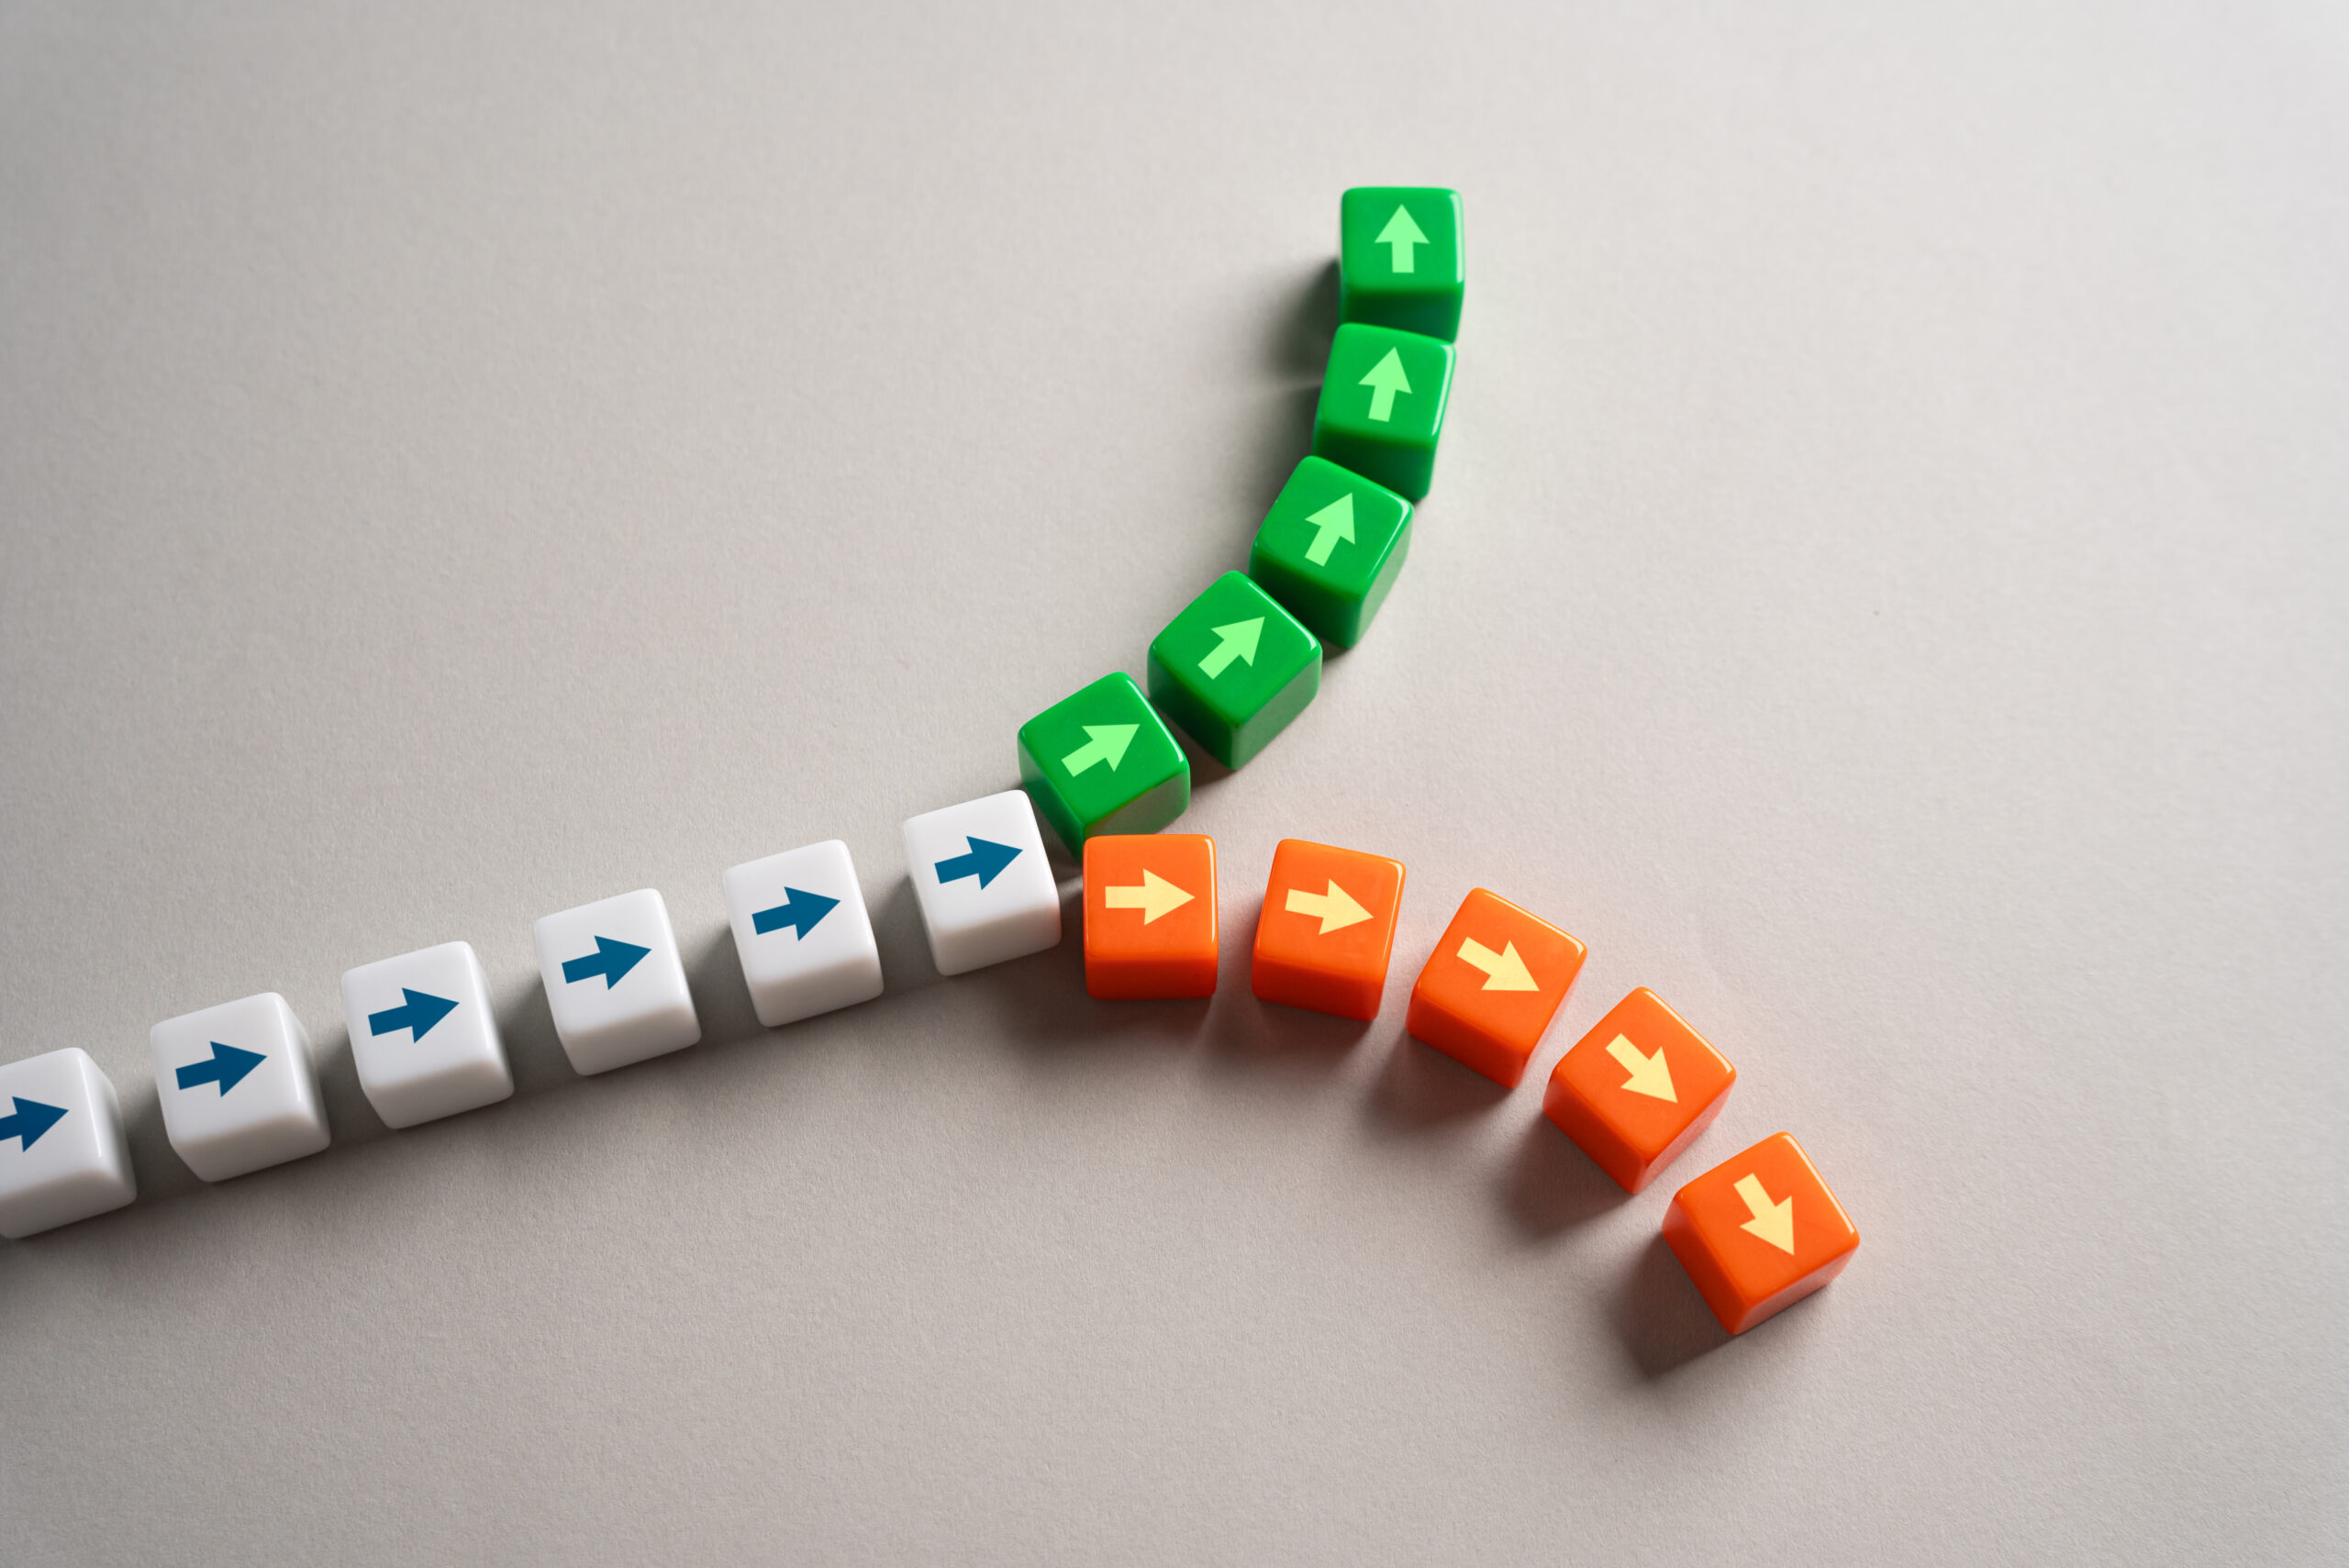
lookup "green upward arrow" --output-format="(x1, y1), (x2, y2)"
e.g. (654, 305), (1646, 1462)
(1303, 495), (1355, 565)
(1359, 349), (1411, 423)
(1061, 723), (1138, 775)
(1198, 618), (1264, 678)
(1375, 205), (1428, 273)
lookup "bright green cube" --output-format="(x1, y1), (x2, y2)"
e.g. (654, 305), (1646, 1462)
(1247, 457), (1413, 650)
(1017, 672), (1190, 851)
(1311, 322), (1454, 502)
(1339, 186), (1464, 342)
(1146, 573), (1321, 770)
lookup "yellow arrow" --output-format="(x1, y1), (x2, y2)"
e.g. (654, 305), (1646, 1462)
(1284, 879), (1372, 934)
(1456, 937), (1538, 991)
(1604, 1034), (1675, 1101)
(1733, 1174), (1796, 1254)
(1101, 869), (1193, 925)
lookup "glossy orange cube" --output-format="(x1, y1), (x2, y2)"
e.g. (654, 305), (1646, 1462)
(1663, 1132), (1859, 1334)
(1404, 888), (1586, 1086)
(1083, 834), (1219, 999)
(1250, 839), (1405, 1020)
(1543, 988), (1735, 1192)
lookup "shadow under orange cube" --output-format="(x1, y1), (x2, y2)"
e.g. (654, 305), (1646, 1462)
(1251, 839), (1405, 1020)
(1404, 888), (1586, 1086)
(1663, 1132), (1859, 1335)
(1543, 987), (1735, 1192)
(1083, 834), (1218, 999)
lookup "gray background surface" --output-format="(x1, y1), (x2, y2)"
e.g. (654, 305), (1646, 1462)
(2, 2), (2343, 1562)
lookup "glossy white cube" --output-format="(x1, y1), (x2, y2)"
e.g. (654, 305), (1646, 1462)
(532, 888), (700, 1075)
(339, 940), (514, 1129)
(902, 789), (1062, 976)
(150, 992), (331, 1182)
(722, 840), (885, 1028)
(0, 1048), (137, 1239)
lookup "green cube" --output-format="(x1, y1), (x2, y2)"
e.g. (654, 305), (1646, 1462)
(1339, 186), (1464, 342)
(1017, 672), (1190, 851)
(1146, 573), (1321, 769)
(1311, 322), (1454, 501)
(1247, 457), (1412, 649)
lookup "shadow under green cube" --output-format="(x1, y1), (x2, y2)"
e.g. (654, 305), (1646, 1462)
(1339, 186), (1464, 342)
(1247, 456), (1413, 649)
(1146, 573), (1321, 769)
(1311, 322), (1454, 501)
(1018, 672), (1190, 851)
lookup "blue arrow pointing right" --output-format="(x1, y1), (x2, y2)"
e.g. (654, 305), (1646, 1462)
(367, 987), (460, 1041)
(752, 886), (841, 939)
(934, 836), (1021, 890)
(176, 1041), (266, 1095)
(562, 935), (651, 988)
(0, 1095), (68, 1151)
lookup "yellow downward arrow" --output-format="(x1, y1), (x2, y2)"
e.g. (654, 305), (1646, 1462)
(1604, 1035), (1675, 1101)
(1285, 879), (1372, 934)
(1456, 937), (1538, 991)
(1733, 1174), (1796, 1254)
(1102, 869), (1193, 925)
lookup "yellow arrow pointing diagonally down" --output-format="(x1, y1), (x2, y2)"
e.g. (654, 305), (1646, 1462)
(1284, 879), (1372, 935)
(1733, 1174), (1796, 1254)
(1604, 1034), (1675, 1101)
(1102, 869), (1193, 925)
(1456, 937), (1538, 991)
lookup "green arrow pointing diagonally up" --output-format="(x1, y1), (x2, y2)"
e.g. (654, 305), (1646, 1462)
(1062, 723), (1138, 775)
(1198, 618), (1264, 678)
(1303, 495), (1355, 565)
(1360, 349), (1411, 423)
(1375, 205), (1427, 273)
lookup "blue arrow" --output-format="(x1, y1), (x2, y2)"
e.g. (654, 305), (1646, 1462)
(562, 935), (650, 988)
(0, 1096), (68, 1151)
(934, 836), (1021, 890)
(367, 987), (460, 1041)
(752, 886), (840, 939)
(176, 1041), (266, 1095)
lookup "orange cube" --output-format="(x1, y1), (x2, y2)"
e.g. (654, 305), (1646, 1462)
(1542, 988), (1735, 1192)
(1663, 1132), (1859, 1334)
(1404, 889), (1586, 1086)
(1250, 839), (1406, 1020)
(1082, 834), (1219, 999)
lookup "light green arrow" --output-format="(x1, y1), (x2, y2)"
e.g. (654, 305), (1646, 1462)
(1303, 495), (1355, 565)
(1197, 618), (1263, 678)
(1061, 723), (1138, 775)
(1375, 205), (1427, 273)
(1360, 349), (1411, 423)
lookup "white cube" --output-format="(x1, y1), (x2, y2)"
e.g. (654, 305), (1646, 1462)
(532, 887), (700, 1075)
(339, 940), (514, 1129)
(0, 1048), (138, 1239)
(902, 789), (1062, 976)
(150, 992), (331, 1182)
(722, 840), (885, 1028)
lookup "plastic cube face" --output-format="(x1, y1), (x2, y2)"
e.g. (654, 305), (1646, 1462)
(1664, 1133), (1859, 1335)
(1247, 457), (1413, 649)
(1250, 839), (1407, 1021)
(1311, 323), (1454, 501)
(339, 940), (513, 1129)
(1083, 834), (1219, 999)
(0, 1048), (136, 1238)
(1146, 572), (1321, 769)
(1339, 186), (1464, 342)
(1017, 672), (1190, 851)
(150, 992), (331, 1183)
(532, 889), (701, 1075)
(1405, 888), (1587, 1088)
(903, 790), (1062, 976)
(721, 839), (885, 1029)
(1544, 988), (1736, 1194)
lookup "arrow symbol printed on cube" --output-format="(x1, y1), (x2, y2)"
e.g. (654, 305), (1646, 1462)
(1198, 617), (1263, 678)
(1303, 495), (1355, 565)
(1456, 937), (1538, 992)
(562, 936), (650, 988)
(1102, 869), (1193, 924)
(935, 836), (1021, 890)
(368, 987), (459, 1041)
(1734, 1173), (1797, 1254)
(1359, 349), (1411, 423)
(1061, 724), (1138, 776)
(1376, 204), (1427, 273)
(1605, 1034), (1676, 1102)
(752, 886), (840, 939)
(0, 1096), (68, 1151)
(176, 1041), (265, 1095)
(1284, 878), (1372, 934)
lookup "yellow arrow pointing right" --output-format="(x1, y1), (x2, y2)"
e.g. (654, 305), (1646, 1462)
(1102, 869), (1193, 925)
(1285, 879), (1372, 935)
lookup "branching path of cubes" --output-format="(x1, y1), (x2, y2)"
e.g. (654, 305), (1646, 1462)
(0, 188), (1858, 1339)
